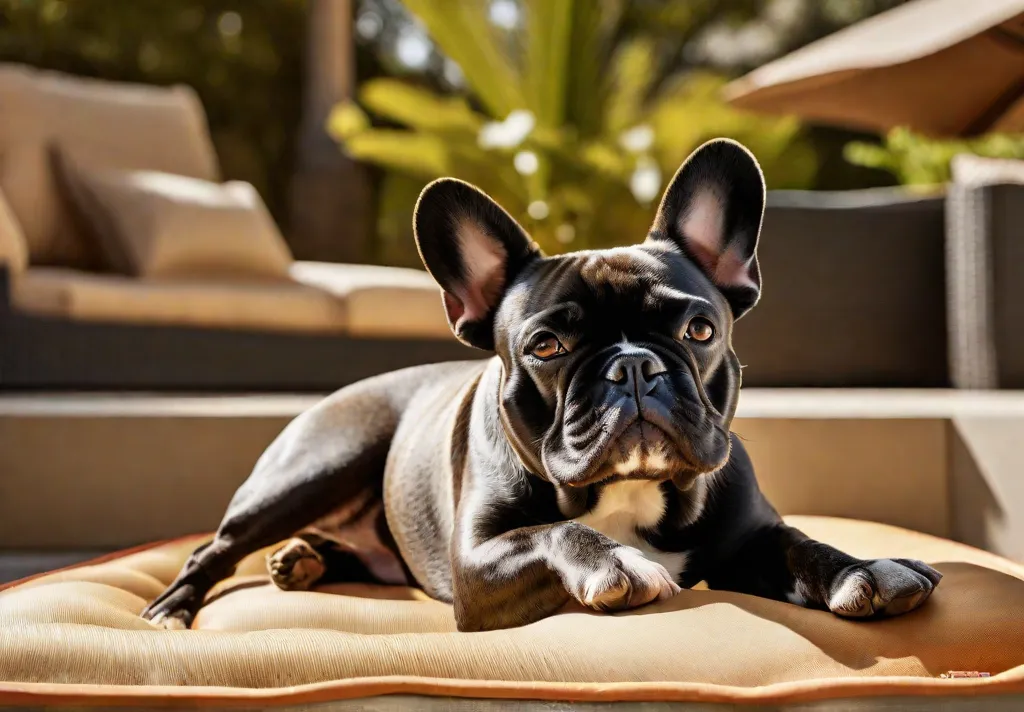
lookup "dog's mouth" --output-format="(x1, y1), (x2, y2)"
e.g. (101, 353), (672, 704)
(563, 414), (721, 488)
(538, 355), (732, 488)
(605, 421), (677, 475)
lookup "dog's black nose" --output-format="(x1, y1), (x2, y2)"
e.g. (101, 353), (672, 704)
(604, 348), (667, 393)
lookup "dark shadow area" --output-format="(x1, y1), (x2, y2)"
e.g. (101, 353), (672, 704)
(948, 420), (1007, 554)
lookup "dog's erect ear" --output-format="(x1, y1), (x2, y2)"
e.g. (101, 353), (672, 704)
(414, 178), (541, 350)
(646, 139), (766, 319)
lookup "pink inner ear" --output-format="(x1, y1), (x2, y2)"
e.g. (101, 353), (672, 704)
(446, 220), (508, 326)
(443, 291), (465, 323)
(714, 244), (758, 291)
(677, 187), (756, 290)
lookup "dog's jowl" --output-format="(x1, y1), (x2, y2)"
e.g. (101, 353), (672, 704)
(143, 139), (941, 632)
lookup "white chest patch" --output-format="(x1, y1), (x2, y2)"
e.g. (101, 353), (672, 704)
(573, 481), (687, 578)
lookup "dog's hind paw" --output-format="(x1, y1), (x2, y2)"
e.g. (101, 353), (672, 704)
(142, 583), (202, 630)
(268, 537), (326, 591)
(148, 610), (191, 630)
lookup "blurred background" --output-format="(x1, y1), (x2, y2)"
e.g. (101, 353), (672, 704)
(5, 0), (1023, 394)
(0, 0), (933, 266)
(4, 0), (1024, 576)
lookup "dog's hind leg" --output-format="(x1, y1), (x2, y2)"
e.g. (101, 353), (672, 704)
(267, 524), (404, 592)
(141, 369), (420, 629)
(275, 485), (412, 591)
(267, 535), (328, 591)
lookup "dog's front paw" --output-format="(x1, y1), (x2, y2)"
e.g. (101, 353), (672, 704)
(828, 558), (942, 618)
(572, 546), (681, 612)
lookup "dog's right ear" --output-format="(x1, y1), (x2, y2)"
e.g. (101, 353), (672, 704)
(414, 179), (541, 350)
(646, 139), (766, 320)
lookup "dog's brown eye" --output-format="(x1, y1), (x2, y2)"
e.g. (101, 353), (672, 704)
(686, 318), (715, 343)
(531, 335), (566, 360)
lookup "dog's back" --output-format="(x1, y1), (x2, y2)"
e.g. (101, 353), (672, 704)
(380, 359), (492, 598)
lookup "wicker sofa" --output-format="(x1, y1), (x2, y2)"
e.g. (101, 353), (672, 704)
(0, 63), (477, 391)
(738, 186), (948, 388)
(945, 155), (1024, 389)
(0, 63), (969, 392)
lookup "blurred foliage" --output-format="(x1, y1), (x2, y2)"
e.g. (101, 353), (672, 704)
(0, 0), (913, 265)
(0, 0), (308, 225)
(845, 128), (1024, 186)
(334, 0), (820, 260)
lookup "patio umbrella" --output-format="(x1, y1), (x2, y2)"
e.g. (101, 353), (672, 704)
(724, 0), (1024, 137)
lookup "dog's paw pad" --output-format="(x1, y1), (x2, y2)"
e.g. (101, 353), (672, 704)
(268, 538), (325, 591)
(828, 558), (939, 619)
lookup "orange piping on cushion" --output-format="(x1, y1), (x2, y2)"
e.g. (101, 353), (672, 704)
(0, 671), (1023, 709)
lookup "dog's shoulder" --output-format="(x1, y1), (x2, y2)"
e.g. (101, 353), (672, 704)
(383, 358), (497, 463)
(397, 358), (494, 416)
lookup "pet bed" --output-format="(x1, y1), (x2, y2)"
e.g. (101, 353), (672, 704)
(1, 516), (1023, 710)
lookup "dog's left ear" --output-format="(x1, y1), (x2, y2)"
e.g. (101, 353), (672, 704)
(414, 178), (542, 350)
(647, 139), (766, 319)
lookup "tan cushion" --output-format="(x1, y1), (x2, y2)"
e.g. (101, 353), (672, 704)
(11, 264), (450, 338)
(57, 161), (292, 280)
(0, 63), (219, 267)
(0, 517), (1023, 707)
(0, 184), (27, 274)
(13, 267), (347, 333)
(290, 261), (451, 338)
(12, 260), (450, 338)
(951, 153), (1024, 186)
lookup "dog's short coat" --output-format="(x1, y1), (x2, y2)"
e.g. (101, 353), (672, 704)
(144, 139), (941, 632)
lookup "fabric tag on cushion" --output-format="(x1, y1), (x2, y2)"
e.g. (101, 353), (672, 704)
(55, 156), (293, 281)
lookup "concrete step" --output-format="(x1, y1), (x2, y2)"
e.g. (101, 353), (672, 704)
(1, 390), (1021, 561)
(0, 551), (108, 585)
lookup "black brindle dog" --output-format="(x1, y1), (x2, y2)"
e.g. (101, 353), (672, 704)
(144, 139), (941, 632)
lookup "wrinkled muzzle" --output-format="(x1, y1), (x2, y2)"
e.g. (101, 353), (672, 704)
(541, 345), (730, 487)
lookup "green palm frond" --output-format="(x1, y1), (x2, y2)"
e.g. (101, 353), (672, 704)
(343, 129), (450, 178)
(326, 101), (371, 142)
(400, 0), (524, 117)
(359, 78), (483, 134)
(648, 72), (813, 188)
(334, 1), (818, 256)
(563, 0), (624, 140)
(522, 0), (574, 129)
(603, 37), (657, 136)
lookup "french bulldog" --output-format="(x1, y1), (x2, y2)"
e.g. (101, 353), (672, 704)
(143, 139), (941, 632)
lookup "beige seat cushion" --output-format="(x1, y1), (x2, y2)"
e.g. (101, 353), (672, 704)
(56, 161), (292, 280)
(0, 63), (219, 267)
(0, 185), (27, 274)
(0, 517), (1022, 708)
(11, 263), (451, 338)
(12, 267), (347, 334)
(289, 261), (450, 338)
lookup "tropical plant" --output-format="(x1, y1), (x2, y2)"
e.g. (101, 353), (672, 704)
(331, 0), (817, 260)
(845, 128), (1024, 186)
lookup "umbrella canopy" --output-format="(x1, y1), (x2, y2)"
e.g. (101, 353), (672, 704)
(724, 0), (1024, 137)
